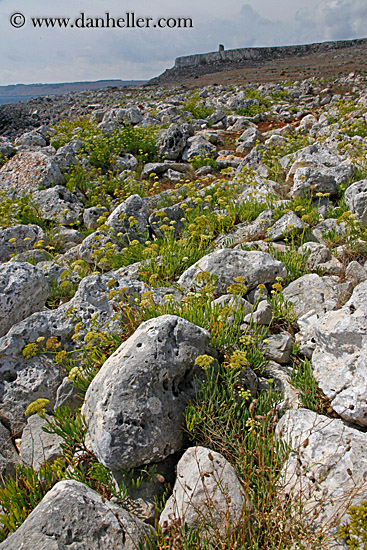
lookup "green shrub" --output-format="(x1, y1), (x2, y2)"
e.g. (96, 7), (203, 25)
(290, 358), (329, 414)
(340, 501), (367, 549)
(183, 92), (215, 119)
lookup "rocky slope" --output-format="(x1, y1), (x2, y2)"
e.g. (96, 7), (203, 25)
(1, 71), (367, 548)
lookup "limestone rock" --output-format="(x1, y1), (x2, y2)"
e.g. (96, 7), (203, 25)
(159, 446), (245, 535)
(0, 272), (147, 432)
(282, 274), (350, 318)
(54, 376), (84, 412)
(344, 180), (367, 226)
(0, 261), (49, 337)
(83, 206), (108, 229)
(292, 166), (338, 198)
(0, 224), (46, 263)
(270, 211), (309, 241)
(15, 130), (47, 149)
(32, 185), (83, 226)
(158, 123), (192, 161)
(298, 242), (332, 270)
(178, 249), (286, 297)
(236, 127), (263, 155)
(262, 361), (300, 410)
(20, 414), (62, 470)
(182, 135), (217, 161)
(263, 332), (294, 364)
(345, 260), (367, 286)
(83, 315), (211, 470)
(312, 281), (367, 426)
(0, 480), (152, 550)
(0, 421), (20, 484)
(54, 139), (83, 170)
(106, 194), (149, 242)
(0, 151), (63, 199)
(241, 299), (272, 326)
(149, 202), (185, 239)
(277, 409), (367, 537)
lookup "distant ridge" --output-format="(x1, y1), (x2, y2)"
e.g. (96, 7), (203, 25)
(0, 79), (147, 105)
(149, 37), (367, 84)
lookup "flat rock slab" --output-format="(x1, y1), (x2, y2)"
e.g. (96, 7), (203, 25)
(160, 446), (245, 535)
(0, 151), (63, 199)
(178, 249), (286, 296)
(20, 414), (62, 470)
(0, 261), (49, 337)
(312, 281), (367, 426)
(283, 273), (351, 318)
(0, 480), (152, 550)
(83, 315), (211, 470)
(277, 409), (367, 539)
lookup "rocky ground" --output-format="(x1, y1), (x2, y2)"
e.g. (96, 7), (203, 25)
(0, 70), (367, 549)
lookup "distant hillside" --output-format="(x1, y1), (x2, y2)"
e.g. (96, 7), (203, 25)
(0, 79), (147, 105)
(149, 37), (367, 85)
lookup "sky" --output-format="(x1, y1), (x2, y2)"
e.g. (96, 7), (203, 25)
(0, 0), (366, 86)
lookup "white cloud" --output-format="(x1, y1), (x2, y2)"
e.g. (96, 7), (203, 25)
(0, 0), (365, 85)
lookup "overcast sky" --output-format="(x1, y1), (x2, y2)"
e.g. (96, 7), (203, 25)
(0, 0), (366, 86)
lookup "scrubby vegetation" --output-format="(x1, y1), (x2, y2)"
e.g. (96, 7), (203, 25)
(1, 74), (367, 549)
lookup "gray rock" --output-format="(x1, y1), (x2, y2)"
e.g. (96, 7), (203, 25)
(0, 271), (148, 432)
(344, 180), (367, 226)
(159, 446), (245, 535)
(228, 96), (260, 112)
(277, 409), (367, 539)
(299, 114), (318, 129)
(0, 137), (14, 157)
(212, 294), (252, 318)
(54, 139), (83, 170)
(53, 227), (84, 251)
(149, 202), (185, 238)
(283, 274), (350, 318)
(292, 166), (338, 198)
(242, 299), (272, 326)
(312, 281), (367, 426)
(32, 185), (83, 226)
(0, 421), (20, 484)
(236, 126), (263, 155)
(215, 210), (274, 248)
(158, 123), (192, 161)
(106, 194), (149, 242)
(311, 218), (347, 245)
(182, 136), (217, 161)
(83, 206), (108, 229)
(298, 242), (331, 270)
(54, 376), (83, 412)
(113, 153), (138, 172)
(262, 361), (300, 410)
(0, 480), (152, 550)
(15, 130), (47, 149)
(0, 261), (49, 337)
(83, 315), (211, 470)
(12, 249), (52, 264)
(165, 168), (184, 183)
(0, 355), (63, 436)
(345, 260), (367, 286)
(78, 230), (123, 265)
(178, 249), (286, 297)
(263, 332), (294, 364)
(0, 151), (64, 199)
(0, 224), (46, 263)
(141, 161), (191, 179)
(20, 414), (62, 470)
(270, 211), (309, 241)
